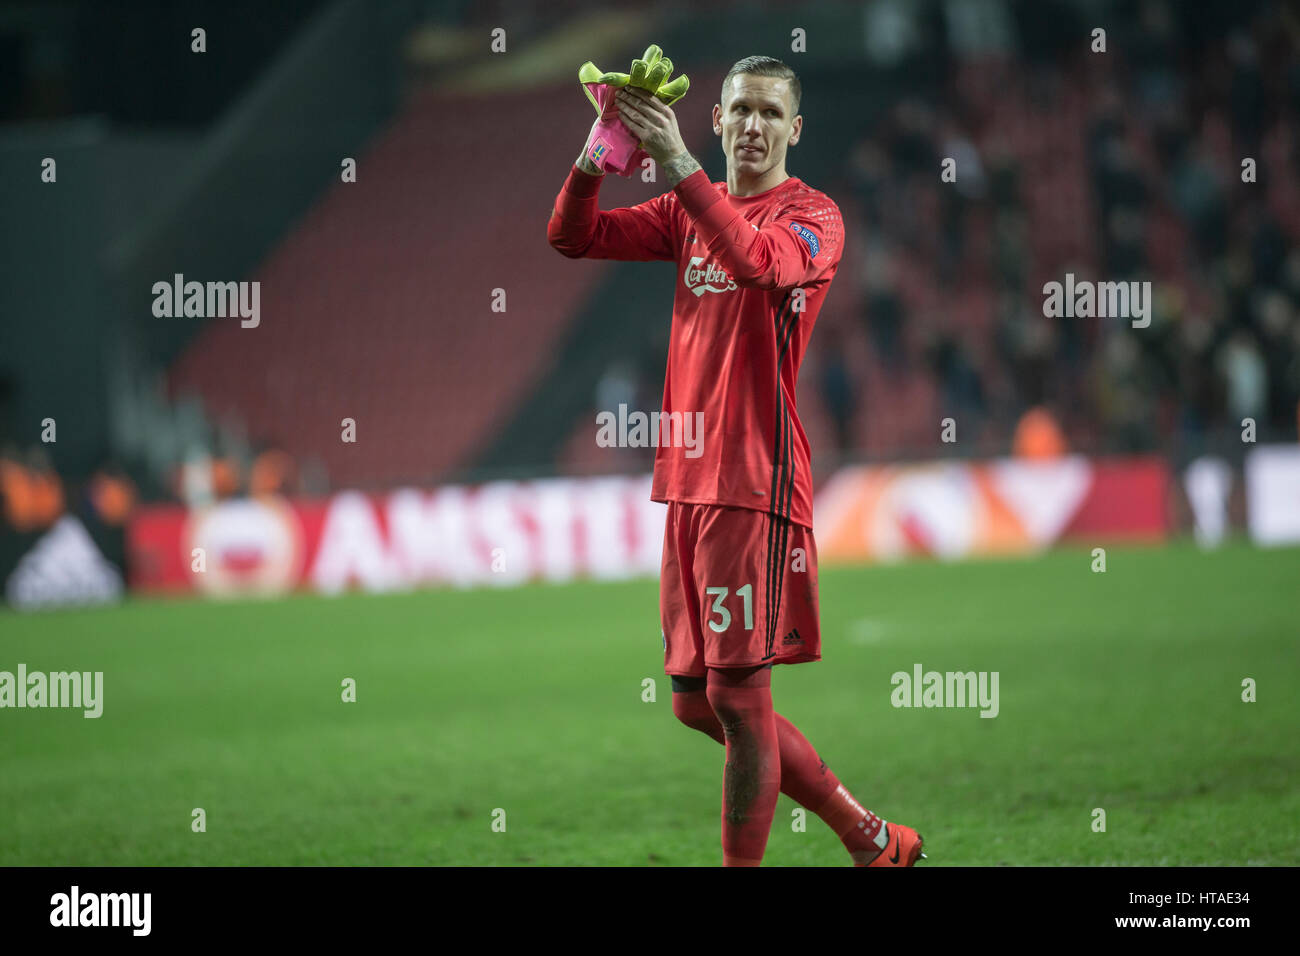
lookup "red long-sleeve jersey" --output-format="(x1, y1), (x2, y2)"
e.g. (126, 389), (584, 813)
(548, 166), (843, 529)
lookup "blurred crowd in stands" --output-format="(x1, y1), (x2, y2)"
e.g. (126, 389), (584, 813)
(814, 0), (1300, 460)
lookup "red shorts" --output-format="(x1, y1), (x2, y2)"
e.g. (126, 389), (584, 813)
(660, 501), (822, 677)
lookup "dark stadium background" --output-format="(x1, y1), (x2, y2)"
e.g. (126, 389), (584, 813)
(1, 0), (1297, 871)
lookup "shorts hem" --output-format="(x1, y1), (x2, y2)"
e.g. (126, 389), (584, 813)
(653, 496), (813, 531)
(694, 653), (822, 671)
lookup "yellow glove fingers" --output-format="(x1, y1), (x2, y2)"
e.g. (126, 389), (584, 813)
(579, 62), (631, 86)
(645, 57), (671, 91)
(579, 62), (633, 114)
(628, 58), (649, 89)
(582, 47), (688, 115)
(629, 46), (664, 90)
(655, 74), (689, 105)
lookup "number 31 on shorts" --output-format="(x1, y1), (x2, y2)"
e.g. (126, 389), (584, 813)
(704, 584), (754, 632)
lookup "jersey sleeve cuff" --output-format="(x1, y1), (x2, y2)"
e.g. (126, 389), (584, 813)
(566, 165), (605, 198)
(673, 168), (719, 217)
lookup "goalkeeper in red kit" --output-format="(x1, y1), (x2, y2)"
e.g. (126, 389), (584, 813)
(547, 54), (925, 867)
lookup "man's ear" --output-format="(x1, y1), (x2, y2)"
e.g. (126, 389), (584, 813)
(712, 103), (723, 135)
(788, 115), (802, 147)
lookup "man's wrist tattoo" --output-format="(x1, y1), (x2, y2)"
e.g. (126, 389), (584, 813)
(664, 152), (702, 187)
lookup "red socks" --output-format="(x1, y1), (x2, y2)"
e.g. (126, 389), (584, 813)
(673, 682), (887, 863)
(773, 712), (838, 809)
(704, 667), (780, 867)
(815, 784), (888, 856)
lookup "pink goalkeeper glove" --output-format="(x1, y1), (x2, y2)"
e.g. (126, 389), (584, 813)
(577, 46), (689, 177)
(582, 83), (650, 177)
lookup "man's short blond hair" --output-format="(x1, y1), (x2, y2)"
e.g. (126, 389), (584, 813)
(721, 56), (801, 114)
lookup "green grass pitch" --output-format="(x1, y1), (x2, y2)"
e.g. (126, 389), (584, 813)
(2, 541), (1297, 865)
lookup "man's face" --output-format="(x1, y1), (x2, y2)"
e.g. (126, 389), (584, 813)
(713, 74), (802, 179)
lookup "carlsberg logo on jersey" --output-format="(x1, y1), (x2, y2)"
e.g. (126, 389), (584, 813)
(684, 256), (737, 297)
